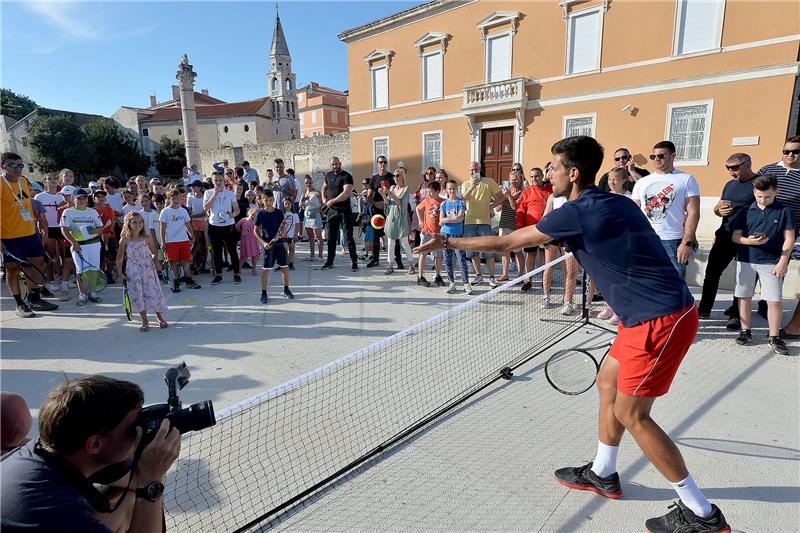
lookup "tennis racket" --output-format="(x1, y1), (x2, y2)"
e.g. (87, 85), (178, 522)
(2, 250), (48, 299)
(266, 214), (294, 248)
(122, 281), (133, 321)
(76, 250), (108, 293)
(545, 342), (612, 395)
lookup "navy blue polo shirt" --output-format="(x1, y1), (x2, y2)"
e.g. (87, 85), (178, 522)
(731, 199), (794, 264)
(536, 186), (694, 327)
(718, 176), (756, 232)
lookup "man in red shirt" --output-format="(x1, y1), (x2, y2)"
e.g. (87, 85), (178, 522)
(515, 167), (551, 291)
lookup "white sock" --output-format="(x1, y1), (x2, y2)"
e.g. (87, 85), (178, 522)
(590, 441), (618, 478)
(670, 474), (712, 518)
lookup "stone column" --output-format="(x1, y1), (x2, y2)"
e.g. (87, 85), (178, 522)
(176, 54), (200, 169)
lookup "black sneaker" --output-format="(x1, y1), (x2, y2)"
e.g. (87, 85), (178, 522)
(645, 500), (729, 533)
(396, 260), (405, 270)
(366, 260), (379, 268)
(417, 276), (431, 287)
(233, 274), (242, 284)
(283, 287), (295, 299)
(241, 261), (252, 269)
(553, 463), (622, 499)
(211, 275), (223, 285)
(434, 275), (445, 287)
(769, 336), (789, 355)
(185, 279), (202, 289)
(288, 262), (295, 271)
(260, 292), (268, 304)
(16, 302), (35, 318)
(757, 299), (768, 320)
(40, 287), (55, 299)
(351, 263), (359, 272)
(725, 318), (741, 331)
(26, 298), (58, 312)
(171, 282), (181, 293)
(735, 329), (752, 345)
(321, 263), (335, 271)
(697, 310), (711, 319)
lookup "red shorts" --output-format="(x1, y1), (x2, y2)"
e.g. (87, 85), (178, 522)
(165, 241), (191, 262)
(609, 304), (698, 397)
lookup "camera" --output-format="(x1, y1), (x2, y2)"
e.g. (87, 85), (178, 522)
(137, 362), (216, 449)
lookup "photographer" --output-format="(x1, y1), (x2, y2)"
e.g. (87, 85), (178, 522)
(1, 376), (181, 533)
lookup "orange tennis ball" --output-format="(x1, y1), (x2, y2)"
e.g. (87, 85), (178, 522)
(371, 214), (386, 230)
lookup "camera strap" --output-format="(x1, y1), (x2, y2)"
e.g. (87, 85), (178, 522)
(33, 439), (137, 514)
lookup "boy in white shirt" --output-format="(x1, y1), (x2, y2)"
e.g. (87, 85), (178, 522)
(60, 189), (106, 306)
(159, 189), (200, 292)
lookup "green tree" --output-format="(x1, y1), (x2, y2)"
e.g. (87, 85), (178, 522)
(27, 114), (87, 173)
(154, 136), (186, 177)
(1, 89), (38, 120)
(83, 120), (150, 177)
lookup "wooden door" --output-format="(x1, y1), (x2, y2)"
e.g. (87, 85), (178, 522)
(480, 127), (514, 184)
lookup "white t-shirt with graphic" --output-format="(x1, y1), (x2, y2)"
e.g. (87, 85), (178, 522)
(60, 207), (103, 242)
(631, 170), (700, 240)
(34, 191), (65, 227)
(203, 189), (237, 227)
(158, 206), (191, 243)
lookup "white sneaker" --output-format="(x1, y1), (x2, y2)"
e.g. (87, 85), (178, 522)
(542, 295), (551, 308)
(471, 275), (484, 286)
(488, 277), (498, 288)
(465, 284), (473, 295)
(68, 280), (78, 289)
(597, 306), (614, 320)
(447, 282), (457, 294)
(561, 302), (574, 316)
(46, 281), (60, 293)
(88, 292), (102, 303)
(76, 294), (88, 306)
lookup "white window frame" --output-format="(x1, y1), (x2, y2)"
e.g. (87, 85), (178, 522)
(565, 5), (604, 75)
(373, 136), (390, 174)
(561, 112), (597, 138)
(665, 99), (714, 166)
(311, 110), (317, 124)
(421, 50), (444, 101)
(672, 0), (726, 57)
(484, 30), (513, 83)
(331, 110), (338, 124)
(421, 130), (443, 171)
(370, 65), (389, 110)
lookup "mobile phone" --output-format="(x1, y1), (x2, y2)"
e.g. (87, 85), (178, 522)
(752, 232), (767, 239)
(381, 180), (389, 190)
(502, 180), (509, 190)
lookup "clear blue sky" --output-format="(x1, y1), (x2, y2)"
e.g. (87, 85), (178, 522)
(2, 1), (417, 116)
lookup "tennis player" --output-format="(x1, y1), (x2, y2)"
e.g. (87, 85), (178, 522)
(414, 136), (729, 533)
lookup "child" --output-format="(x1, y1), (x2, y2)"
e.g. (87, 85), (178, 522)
(116, 211), (168, 331)
(60, 188), (106, 306)
(159, 189), (200, 292)
(731, 174), (795, 355)
(415, 181), (445, 287)
(301, 177), (324, 261)
(34, 173), (65, 290)
(92, 190), (118, 284)
(187, 180), (209, 274)
(237, 208), (260, 275)
(138, 193), (159, 244)
(281, 197), (300, 270)
(254, 191), (294, 303)
(439, 180), (471, 295)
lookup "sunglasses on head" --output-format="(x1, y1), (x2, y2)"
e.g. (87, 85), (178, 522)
(725, 164), (742, 171)
(614, 155), (631, 162)
(783, 149), (800, 156)
(649, 153), (667, 160)
(5, 162), (25, 169)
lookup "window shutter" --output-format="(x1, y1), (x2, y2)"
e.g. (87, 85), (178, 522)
(565, 117), (594, 138)
(372, 67), (388, 109)
(670, 105), (708, 161)
(568, 10), (601, 74)
(488, 34), (511, 83)
(677, 0), (722, 55)
(423, 133), (442, 169)
(373, 138), (389, 173)
(423, 53), (443, 100)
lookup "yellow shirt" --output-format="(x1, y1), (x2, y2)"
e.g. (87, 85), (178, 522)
(461, 177), (500, 225)
(1, 175), (36, 239)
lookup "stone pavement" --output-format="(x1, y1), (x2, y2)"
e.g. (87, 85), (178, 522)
(2, 250), (798, 532)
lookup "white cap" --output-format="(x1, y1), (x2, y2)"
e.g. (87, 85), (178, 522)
(60, 185), (77, 196)
(88, 181), (98, 188)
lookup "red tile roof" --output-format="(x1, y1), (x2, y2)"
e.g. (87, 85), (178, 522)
(141, 98), (270, 123)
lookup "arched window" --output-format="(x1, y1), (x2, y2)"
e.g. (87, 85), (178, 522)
(244, 124), (250, 132)
(285, 78), (292, 91)
(223, 126), (229, 133)
(271, 77), (278, 91)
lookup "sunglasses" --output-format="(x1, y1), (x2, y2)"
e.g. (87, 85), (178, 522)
(393, 173), (402, 177)
(782, 149), (800, 156)
(377, 160), (387, 164)
(725, 164), (742, 171)
(649, 153), (668, 160)
(5, 162), (25, 169)
(614, 155), (631, 162)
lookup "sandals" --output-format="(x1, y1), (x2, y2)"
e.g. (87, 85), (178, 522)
(139, 324), (150, 332)
(158, 320), (169, 329)
(497, 275), (510, 282)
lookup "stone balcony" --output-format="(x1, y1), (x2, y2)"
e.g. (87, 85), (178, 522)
(461, 77), (528, 116)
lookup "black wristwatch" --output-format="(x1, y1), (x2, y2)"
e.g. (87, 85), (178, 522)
(135, 481), (165, 502)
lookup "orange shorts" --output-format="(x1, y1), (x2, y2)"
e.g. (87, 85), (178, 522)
(609, 304), (698, 397)
(165, 241), (191, 262)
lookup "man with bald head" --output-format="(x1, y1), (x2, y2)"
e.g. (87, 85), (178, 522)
(1, 392), (32, 455)
(321, 157), (358, 271)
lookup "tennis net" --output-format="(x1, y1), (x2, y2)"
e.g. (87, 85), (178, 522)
(164, 253), (588, 532)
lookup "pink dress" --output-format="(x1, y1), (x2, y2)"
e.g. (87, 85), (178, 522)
(125, 239), (167, 314)
(237, 218), (259, 260)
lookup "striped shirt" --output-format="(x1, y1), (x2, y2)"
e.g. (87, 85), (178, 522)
(757, 162), (800, 231)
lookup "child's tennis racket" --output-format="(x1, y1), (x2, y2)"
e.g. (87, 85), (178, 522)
(76, 250), (108, 293)
(266, 214), (294, 248)
(545, 342), (613, 395)
(2, 250), (48, 299)
(122, 281), (133, 321)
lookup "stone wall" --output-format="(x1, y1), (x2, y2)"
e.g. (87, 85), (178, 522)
(199, 133), (351, 190)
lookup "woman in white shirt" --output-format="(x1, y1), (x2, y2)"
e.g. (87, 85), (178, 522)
(202, 173), (241, 284)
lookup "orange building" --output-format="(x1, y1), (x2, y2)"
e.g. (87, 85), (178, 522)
(339, 0), (800, 198)
(297, 82), (350, 138)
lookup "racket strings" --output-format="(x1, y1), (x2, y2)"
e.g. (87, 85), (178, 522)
(545, 349), (599, 395)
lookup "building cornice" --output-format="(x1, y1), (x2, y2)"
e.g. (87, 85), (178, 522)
(338, 0), (474, 43)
